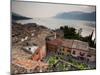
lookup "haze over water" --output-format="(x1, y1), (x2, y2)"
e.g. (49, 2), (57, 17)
(16, 18), (95, 38)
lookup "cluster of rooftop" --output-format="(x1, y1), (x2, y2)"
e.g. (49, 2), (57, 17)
(11, 42), (48, 74)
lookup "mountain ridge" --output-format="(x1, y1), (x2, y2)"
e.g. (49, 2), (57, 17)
(12, 12), (32, 20)
(54, 11), (96, 21)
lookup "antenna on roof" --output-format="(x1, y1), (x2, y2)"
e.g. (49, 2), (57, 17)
(91, 30), (94, 40)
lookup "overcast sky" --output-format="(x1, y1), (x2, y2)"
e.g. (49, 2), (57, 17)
(12, 1), (96, 18)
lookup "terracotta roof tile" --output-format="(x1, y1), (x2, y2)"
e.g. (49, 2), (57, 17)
(47, 39), (63, 46)
(12, 58), (38, 70)
(62, 39), (73, 48)
(12, 58), (48, 70)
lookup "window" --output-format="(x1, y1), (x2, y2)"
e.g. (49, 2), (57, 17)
(36, 52), (38, 55)
(55, 51), (56, 53)
(58, 52), (59, 55)
(56, 57), (58, 59)
(87, 59), (90, 62)
(63, 48), (64, 51)
(80, 52), (85, 56)
(72, 51), (76, 54)
(26, 42), (29, 46)
(58, 52), (61, 55)
(67, 50), (71, 53)
(60, 47), (64, 51)
(87, 55), (91, 57)
(60, 48), (62, 51)
(62, 53), (64, 55)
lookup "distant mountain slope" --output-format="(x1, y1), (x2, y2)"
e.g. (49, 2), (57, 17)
(12, 12), (32, 20)
(54, 11), (96, 21)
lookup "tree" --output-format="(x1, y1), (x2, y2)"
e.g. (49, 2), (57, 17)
(59, 26), (96, 48)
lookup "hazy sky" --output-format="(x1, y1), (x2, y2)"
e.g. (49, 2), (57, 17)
(12, 1), (96, 18)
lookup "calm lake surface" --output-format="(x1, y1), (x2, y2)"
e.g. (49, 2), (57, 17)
(16, 18), (96, 37)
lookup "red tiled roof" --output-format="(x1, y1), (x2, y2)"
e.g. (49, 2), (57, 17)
(12, 58), (48, 70)
(72, 40), (89, 51)
(62, 39), (73, 48)
(47, 38), (92, 52)
(47, 39), (63, 46)
(12, 58), (38, 70)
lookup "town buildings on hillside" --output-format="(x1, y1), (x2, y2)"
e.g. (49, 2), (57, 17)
(46, 35), (96, 62)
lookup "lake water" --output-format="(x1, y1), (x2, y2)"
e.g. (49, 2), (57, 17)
(16, 18), (96, 38)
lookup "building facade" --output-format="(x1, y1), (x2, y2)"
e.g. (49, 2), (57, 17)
(46, 36), (96, 62)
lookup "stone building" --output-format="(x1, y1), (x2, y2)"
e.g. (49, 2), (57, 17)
(46, 36), (96, 62)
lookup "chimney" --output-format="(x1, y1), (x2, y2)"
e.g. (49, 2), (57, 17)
(54, 32), (56, 39)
